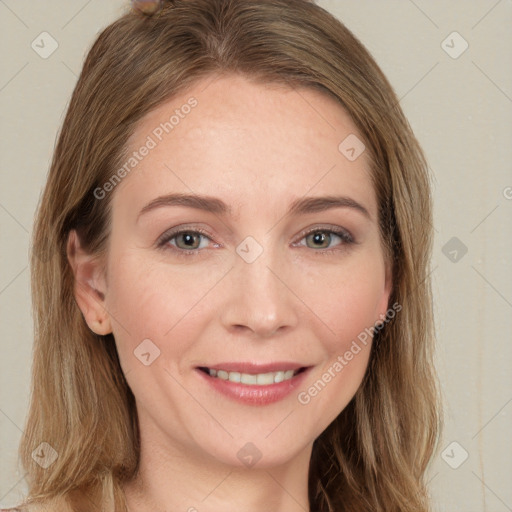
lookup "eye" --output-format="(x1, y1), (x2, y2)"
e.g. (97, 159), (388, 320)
(295, 226), (354, 253)
(157, 227), (215, 257)
(156, 224), (355, 258)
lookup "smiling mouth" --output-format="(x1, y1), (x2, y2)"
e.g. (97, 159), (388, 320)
(198, 366), (307, 386)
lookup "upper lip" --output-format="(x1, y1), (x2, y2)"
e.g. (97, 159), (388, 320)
(197, 362), (309, 374)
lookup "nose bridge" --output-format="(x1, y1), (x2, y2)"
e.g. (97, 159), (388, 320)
(220, 237), (298, 337)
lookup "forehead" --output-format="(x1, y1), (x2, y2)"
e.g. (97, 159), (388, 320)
(113, 73), (377, 221)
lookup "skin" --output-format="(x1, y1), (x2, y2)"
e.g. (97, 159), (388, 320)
(68, 73), (392, 512)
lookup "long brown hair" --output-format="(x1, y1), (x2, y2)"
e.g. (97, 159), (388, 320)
(19, 0), (442, 510)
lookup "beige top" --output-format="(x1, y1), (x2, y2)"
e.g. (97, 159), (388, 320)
(1, 505), (58, 512)
(1, 493), (115, 512)
(1, 499), (80, 512)
(2, 486), (116, 512)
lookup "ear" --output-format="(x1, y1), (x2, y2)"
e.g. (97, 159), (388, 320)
(66, 230), (112, 335)
(375, 258), (394, 326)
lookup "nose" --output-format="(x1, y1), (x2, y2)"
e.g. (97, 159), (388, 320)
(219, 243), (299, 339)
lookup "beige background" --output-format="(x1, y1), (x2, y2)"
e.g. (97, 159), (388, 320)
(1, 1), (511, 510)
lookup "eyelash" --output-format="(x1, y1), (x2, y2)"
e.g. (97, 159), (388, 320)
(156, 225), (355, 258)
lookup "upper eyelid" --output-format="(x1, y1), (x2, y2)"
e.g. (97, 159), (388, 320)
(298, 225), (352, 238)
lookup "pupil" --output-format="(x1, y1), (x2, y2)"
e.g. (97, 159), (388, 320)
(313, 232), (326, 246)
(183, 233), (195, 247)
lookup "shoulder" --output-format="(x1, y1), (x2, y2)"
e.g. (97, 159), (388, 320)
(0, 500), (69, 512)
(2, 488), (108, 512)
(1, 507), (35, 512)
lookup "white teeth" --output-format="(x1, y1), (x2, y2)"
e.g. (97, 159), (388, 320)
(241, 373), (258, 385)
(206, 368), (299, 385)
(274, 371), (285, 383)
(229, 371), (241, 383)
(256, 372), (275, 385)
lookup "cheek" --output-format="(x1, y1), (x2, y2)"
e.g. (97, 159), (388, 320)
(292, 256), (386, 419)
(314, 282), (379, 379)
(296, 252), (387, 349)
(104, 250), (221, 371)
(328, 275), (384, 350)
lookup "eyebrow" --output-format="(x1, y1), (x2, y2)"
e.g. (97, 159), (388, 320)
(137, 193), (371, 221)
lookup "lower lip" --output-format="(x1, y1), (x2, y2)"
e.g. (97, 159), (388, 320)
(195, 367), (311, 406)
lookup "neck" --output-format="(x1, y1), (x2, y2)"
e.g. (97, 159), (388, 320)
(122, 423), (312, 512)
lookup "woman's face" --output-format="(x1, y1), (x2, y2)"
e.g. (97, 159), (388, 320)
(79, 74), (391, 469)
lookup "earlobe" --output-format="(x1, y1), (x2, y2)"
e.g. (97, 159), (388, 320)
(66, 230), (112, 336)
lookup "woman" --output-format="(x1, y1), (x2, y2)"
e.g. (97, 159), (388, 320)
(7, 0), (442, 510)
